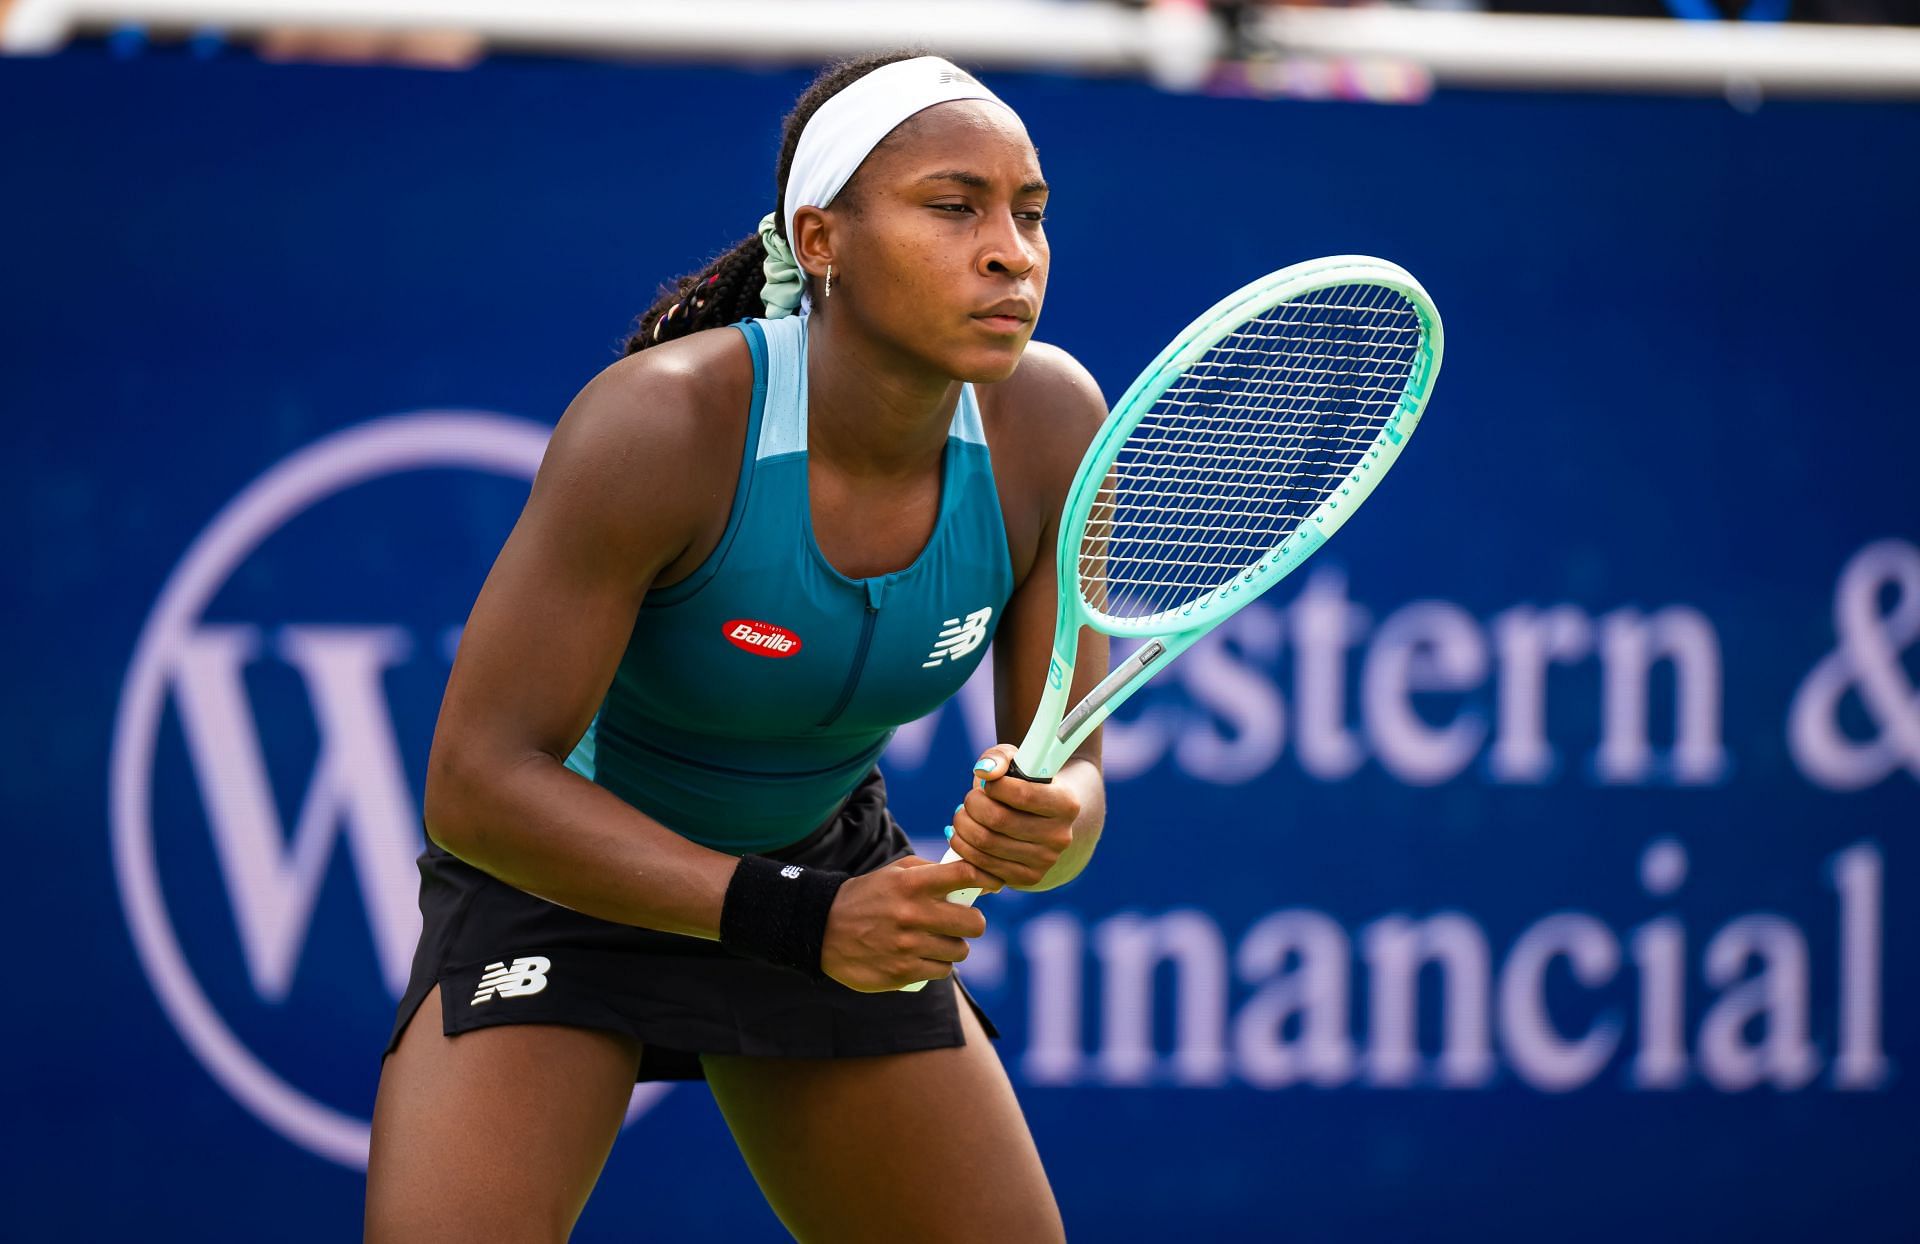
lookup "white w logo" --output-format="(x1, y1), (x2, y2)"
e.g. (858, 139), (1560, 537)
(108, 413), (658, 1170)
(923, 607), (994, 668)
(471, 956), (553, 1005)
(172, 624), (426, 1001)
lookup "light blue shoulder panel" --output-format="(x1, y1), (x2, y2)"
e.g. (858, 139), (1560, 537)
(755, 315), (808, 461)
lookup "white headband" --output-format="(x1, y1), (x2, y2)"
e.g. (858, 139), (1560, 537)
(783, 56), (1012, 248)
(754, 57), (1015, 316)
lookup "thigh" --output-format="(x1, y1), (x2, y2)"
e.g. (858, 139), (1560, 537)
(703, 995), (1064, 1244)
(365, 984), (644, 1244)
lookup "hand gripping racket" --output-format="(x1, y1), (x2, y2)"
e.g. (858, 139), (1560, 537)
(900, 255), (1443, 991)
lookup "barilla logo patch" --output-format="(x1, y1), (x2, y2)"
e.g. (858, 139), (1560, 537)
(724, 619), (802, 658)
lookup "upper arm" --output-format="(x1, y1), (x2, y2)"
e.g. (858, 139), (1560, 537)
(987, 342), (1111, 763)
(426, 338), (744, 812)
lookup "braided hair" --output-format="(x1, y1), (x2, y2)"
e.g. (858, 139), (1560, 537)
(624, 49), (928, 355)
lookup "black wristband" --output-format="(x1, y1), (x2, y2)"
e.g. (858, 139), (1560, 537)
(718, 854), (850, 981)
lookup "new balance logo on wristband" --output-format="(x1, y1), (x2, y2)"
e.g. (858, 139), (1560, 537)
(780, 864), (803, 879)
(470, 956), (552, 1005)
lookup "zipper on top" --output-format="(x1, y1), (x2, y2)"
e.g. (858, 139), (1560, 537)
(817, 579), (886, 728)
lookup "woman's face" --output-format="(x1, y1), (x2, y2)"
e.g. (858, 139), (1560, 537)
(808, 100), (1049, 384)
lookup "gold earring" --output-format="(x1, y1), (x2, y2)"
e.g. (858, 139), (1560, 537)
(825, 263), (834, 299)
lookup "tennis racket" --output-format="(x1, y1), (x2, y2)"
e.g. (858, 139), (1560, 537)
(900, 254), (1442, 991)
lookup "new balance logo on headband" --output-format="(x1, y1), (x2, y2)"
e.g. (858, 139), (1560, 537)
(924, 607), (993, 667)
(937, 69), (977, 86)
(470, 956), (552, 1005)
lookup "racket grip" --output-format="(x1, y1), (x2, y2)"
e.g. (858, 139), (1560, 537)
(899, 759), (1050, 991)
(897, 847), (984, 993)
(934, 845), (985, 906)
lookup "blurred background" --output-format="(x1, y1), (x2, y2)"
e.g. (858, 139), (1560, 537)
(4, 0), (1916, 1239)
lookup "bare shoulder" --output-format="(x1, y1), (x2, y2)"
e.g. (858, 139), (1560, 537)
(975, 340), (1110, 583)
(527, 326), (754, 580)
(977, 339), (1108, 499)
(545, 328), (751, 486)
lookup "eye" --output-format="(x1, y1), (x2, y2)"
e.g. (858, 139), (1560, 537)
(931, 202), (975, 214)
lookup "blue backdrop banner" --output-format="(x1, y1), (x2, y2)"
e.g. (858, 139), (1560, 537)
(3, 49), (1916, 1242)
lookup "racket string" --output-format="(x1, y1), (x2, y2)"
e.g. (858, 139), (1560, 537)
(1080, 281), (1422, 621)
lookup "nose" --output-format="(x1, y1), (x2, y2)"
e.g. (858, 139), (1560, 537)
(979, 209), (1041, 281)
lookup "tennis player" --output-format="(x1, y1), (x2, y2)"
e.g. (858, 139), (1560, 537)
(365, 52), (1111, 1243)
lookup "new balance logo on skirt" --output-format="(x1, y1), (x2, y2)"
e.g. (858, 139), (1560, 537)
(470, 956), (552, 1005)
(781, 864), (803, 879)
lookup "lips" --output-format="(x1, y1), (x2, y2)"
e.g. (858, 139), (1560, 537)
(976, 299), (1035, 322)
(973, 299), (1035, 333)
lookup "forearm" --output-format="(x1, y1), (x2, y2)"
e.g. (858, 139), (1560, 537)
(1018, 755), (1105, 892)
(425, 749), (738, 939)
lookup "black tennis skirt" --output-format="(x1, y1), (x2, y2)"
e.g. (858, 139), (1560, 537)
(385, 766), (998, 1082)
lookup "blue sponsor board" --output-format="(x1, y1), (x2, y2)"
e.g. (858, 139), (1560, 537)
(3, 49), (1917, 1242)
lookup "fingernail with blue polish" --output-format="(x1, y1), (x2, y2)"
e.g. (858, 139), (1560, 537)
(943, 825), (954, 840)
(974, 758), (1000, 774)
(953, 803), (965, 817)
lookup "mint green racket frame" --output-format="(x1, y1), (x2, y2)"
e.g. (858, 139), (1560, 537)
(1017, 254), (1442, 780)
(902, 255), (1443, 986)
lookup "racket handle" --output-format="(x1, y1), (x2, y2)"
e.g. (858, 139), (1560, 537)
(898, 847), (984, 993)
(934, 845), (985, 905)
(899, 763), (1049, 991)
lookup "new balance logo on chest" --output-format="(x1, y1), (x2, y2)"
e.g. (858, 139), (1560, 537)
(923, 607), (993, 668)
(470, 955), (552, 1005)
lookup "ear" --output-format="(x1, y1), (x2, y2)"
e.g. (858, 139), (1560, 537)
(789, 205), (840, 281)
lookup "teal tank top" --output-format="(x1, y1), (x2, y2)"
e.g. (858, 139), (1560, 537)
(563, 316), (1015, 853)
